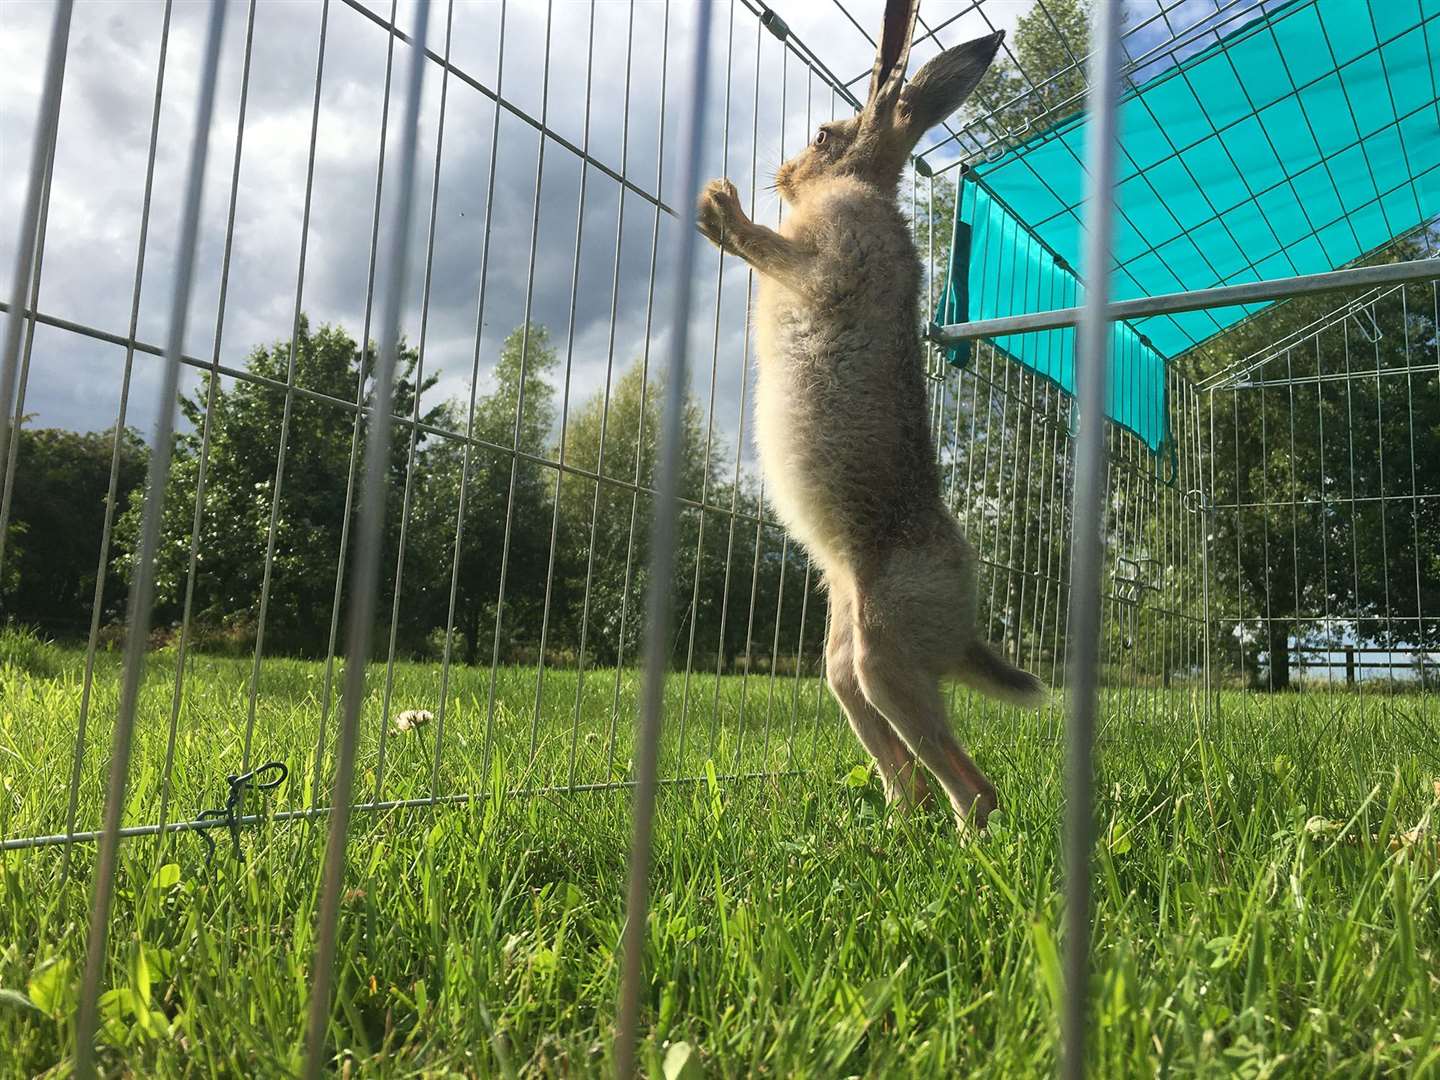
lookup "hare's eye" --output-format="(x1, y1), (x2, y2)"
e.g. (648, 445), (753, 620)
(814, 129), (828, 146)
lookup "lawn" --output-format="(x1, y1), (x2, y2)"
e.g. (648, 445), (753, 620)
(2, 637), (1437, 1077)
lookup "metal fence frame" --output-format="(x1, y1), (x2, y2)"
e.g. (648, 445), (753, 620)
(1198, 275), (1440, 697)
(1, 0), (1434, 1076)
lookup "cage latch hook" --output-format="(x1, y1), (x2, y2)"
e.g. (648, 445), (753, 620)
(197, 760), (288, 867)
(1114, 556), (1161, 649)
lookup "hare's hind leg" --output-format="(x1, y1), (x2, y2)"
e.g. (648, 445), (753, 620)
(825, 575), (929, 807)
(851, 559), (997, 832)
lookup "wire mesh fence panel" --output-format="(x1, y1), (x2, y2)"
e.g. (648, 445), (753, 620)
(3, 0), (1439, 1074)
(1203, 277), (1439, 699)
(0, 0), (856, 859)
(0, 0), (1308, 871)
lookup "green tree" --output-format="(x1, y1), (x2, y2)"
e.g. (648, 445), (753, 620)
(970, 0), (1091, 140)
(420, 322), (559, 665)
(1202, 243), (1440, 688)
(547, 360), (826, 676)
(553, 359), (713, 666)
(1, 425), (147, 636)
(114, 319), (440, 655)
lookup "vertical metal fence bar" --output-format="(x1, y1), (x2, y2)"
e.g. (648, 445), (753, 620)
(0, 0), (70, 484)
(1039, 384), (1065, 687)
(1062, 1), (1121, 1076)
(241, 0), (331, 773)
(614, 1), (713, 1073)
(375, 0), (455, 803)
(1370, 309), (1396, 678)
(1013, 372), (1040, 675)
(1192, 380), (1205, 699)
(601, 0), (672, 783)
(483, 0), (553, 765)
(433, 0), (505, 799)
(805, 80), (833, 776)
(1309, 335), (1327, 692)
(996, 360), (1031, 689)
(1256, 349), (1274, 689)
(756, 41), (791, 772)
(545, 0), (599, 791)
(819, 80), (850, 772)
(679, 0), (736, 780)
(731, 476), (766, 772)
(1340, 316), (1362, 694)
(1228, 386), (1244, 685)
(784, 555), (815, 769)
(574, 0), (647, 789)
(61, 0), (168, 863)
(314, 0), (403, 809)
(1169, 378), (1181, 690)
(759, 532), (789, 766)
(707, 12), (765, 767)
(1195, 388), (1213, 722)
(72, 4), (227, 1075)
(1401, 288), (1426, 697)
(1290, 342), (1313, 685)
(1050, 358), (1077, 720)
(1169, 381), (1183, 697)
(975, 344), (1003, 688)
(1207, 389), (1222, 719)
(302, 2), (429, 1073)
(1174, 377), (1187, 689)
(990, 354), (1019, 727)
(160, 0), (257, 837)
(1030, 382), (1053, 681)
(1118, 408), (1141, 718)
(0, 103), (58, 581)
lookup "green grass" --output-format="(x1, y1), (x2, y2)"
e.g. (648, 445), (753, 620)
(1, 639), (1438, 1077)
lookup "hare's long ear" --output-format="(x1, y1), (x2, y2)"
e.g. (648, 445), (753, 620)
(895, 30), (1005, 148)
(865, 0), (920, 114)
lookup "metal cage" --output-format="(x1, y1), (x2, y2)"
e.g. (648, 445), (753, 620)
(1, 0), (1435, 1076)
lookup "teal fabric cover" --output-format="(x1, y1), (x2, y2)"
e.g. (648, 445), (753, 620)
(935, 0), (1440, 454)
(935, 182), (1171, 451)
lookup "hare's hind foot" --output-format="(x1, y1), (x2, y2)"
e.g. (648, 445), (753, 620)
(828, 566), (997, 834)
(827, 584), (932, 811)
(850, 633), (998, 833)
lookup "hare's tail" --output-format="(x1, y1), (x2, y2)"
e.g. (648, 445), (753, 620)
(953, 639), (1048, 707)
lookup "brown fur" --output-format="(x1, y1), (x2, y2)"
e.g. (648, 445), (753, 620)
(697, 5), (1044, 832)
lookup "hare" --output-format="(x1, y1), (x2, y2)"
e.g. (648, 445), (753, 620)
(696, 2), (1044, 832)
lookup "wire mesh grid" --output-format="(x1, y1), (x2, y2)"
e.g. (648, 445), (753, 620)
(1204, 276), (1440, 694)
(0, 0), (1209, 840)
(0, 0), (836, 856)
(0, 0), (1432, 1075)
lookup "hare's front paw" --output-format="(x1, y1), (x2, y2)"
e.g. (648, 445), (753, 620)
(697, 178), (746, 248)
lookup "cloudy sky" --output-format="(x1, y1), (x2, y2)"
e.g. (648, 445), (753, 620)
(2, 0), (1222, 476)
(0, 0), (1040, 477)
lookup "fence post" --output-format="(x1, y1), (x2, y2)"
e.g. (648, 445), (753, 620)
(302, 2), (431, 1074)
(614, 1), (713, 1075)
(72, 4), (225, 1076)
(0, 0), (71, 513)
(1063, 1), (1122, 1077)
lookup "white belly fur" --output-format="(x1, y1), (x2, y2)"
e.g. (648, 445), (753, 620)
(753, 303), (848, 574)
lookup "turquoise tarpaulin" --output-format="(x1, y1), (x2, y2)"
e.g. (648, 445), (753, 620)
(934, 0), (1440, 454)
